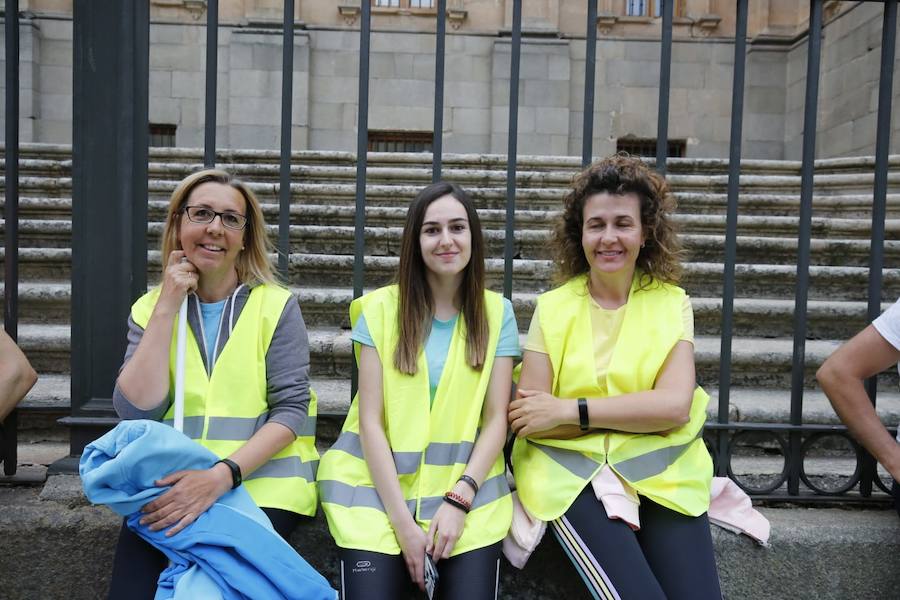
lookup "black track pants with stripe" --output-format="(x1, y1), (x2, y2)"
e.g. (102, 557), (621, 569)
(550, 486), (722, 600)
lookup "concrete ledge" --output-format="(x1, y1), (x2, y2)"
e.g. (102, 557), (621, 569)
(0, 475), (898, 600)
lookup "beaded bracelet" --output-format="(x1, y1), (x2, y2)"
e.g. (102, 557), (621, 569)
(443, 491), (471, 513)
(457, 474), (479, 495)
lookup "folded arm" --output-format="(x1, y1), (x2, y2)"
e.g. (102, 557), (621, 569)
(510, 341), (695, 438)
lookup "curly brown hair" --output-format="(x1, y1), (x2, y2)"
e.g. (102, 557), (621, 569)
(554, 154), (683, 287)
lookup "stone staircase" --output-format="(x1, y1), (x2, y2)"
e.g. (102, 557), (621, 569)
(3, 143), (900, 598)
(4, 143), (900, 440)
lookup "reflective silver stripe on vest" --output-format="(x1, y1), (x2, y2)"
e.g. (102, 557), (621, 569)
(164, 414), (317, 441)
(320, 472), (509, 520)
(611, 435), (702, 482)
(330, 431), (475, 475)
(425, 441), (474, 467)
(319, 480), (417, 514)
(162, 416), (205, 439)
(416, 472), (511, 520)
(297, 415), (317, 438)
(205, 414), (269, 440)
(246, 456), (318, 482)
(528, 441), (601, 480)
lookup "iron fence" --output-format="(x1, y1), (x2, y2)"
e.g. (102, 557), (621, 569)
(1, 0), (897, 503)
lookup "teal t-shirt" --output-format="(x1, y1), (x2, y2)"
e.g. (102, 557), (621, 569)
(351, 298), (521, 404)
(199, 298), (228, 366)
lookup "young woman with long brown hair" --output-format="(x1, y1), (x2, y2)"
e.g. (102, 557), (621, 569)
(317, 182), (519, 599)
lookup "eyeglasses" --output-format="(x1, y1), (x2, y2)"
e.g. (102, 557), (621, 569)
(182, 206), (248, 230)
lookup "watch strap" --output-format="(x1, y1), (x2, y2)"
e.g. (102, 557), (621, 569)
(578, 397), (589, 431)
(216, 458), (242, 489)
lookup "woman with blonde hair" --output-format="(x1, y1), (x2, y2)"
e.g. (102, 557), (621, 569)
(318, 181), (519, 599)
(108, 169), (319, 598)
(509, 155), (722, 599)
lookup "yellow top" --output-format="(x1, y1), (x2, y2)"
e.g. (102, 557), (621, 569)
(525, 295), (693, 395)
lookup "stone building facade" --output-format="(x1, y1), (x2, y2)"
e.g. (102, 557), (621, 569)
(0, 0), (897, 159)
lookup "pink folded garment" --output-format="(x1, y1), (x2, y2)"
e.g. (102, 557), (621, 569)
(591, 464), (641, 530)
(503, 470), (770, 569)
(708, 477), (770, 546)
(502, 491), (546, 569)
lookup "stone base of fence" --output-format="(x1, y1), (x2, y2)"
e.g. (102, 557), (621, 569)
(1, 475), (898, 600)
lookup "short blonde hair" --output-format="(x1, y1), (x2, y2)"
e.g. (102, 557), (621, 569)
(161, 169), (278, 286)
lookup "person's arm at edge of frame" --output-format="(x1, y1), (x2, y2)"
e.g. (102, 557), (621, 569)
(357, 343), (428, 592)
(426, 355), (513, 562)
(817, 325), (900, 481)
(0, 328), (38, 423)
(510, 342), (695, 439)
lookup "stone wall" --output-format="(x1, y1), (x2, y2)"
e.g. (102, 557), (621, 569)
(2, 3), (898, 159)
(785, 1), (900, 159)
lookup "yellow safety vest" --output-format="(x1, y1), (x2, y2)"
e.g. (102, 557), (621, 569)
(511, 274), (712, 521)
(317, 285), (512, 556)
(131, 284), (319, 516)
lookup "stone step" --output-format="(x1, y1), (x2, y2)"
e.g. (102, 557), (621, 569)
(7, 146), (900, 177)
(3, 249), (899, 300)
(4, 218), (897, 267)
(9, 142), (900, 173)
(7, 320), (897, 390)
(4, 196), (896, 240)
(14, 369), (900, 442)
(1, 282), (892, 341)
(7, 173), (900, 217)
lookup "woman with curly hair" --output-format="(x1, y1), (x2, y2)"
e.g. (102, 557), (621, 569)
(508, 155), (722, 599)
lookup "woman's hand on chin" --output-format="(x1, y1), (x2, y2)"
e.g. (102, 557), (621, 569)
(508, 388), (567, 437)
(158, 250), (199, 315)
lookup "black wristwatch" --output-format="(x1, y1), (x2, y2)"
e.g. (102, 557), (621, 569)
(216, 458), (242, 489)
(578, 397), (589, 431)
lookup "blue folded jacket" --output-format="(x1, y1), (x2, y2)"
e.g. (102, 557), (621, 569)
(80, 419), (337, 600)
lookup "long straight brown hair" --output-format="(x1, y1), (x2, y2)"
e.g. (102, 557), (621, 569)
(394, 182), (488, 375)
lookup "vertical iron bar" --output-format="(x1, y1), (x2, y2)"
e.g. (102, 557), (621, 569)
(582, 0), (598, 167)
(503, 0), (522, 300)
(351, 0), (371, 399)
(655, 0), (673, 175)
(432, 0), (447, 182)
(716, 0), (748, 478)
(203, 0), (218, 167)
(62, 0), (149, 464)
(278, 0), (294, 277)
(861, 0), (897, 497)
(4, 0), (19, 341)
(789, 0), (823, 496)
(2, 0), (19, 477)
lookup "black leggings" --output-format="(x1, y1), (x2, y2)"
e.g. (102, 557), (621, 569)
(107, 507), (304, 600)
(550, 486), (722, 600)
(339, 542), (501, 600)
